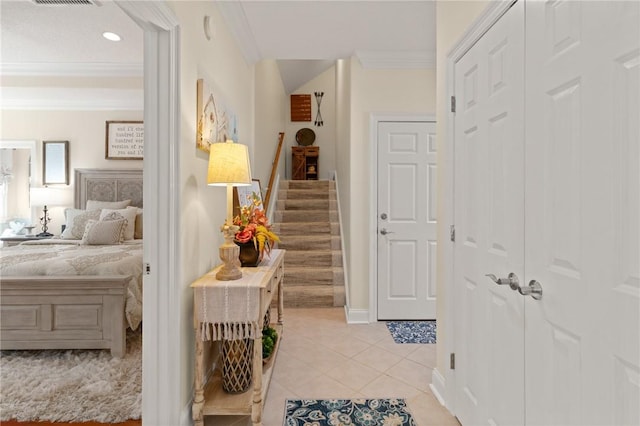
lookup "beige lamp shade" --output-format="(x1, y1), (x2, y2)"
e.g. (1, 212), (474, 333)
(30, 186), (73, 207)
(207, 141), (252, 186)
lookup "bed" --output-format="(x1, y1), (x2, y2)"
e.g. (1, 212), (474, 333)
(0, 169), (143, 357)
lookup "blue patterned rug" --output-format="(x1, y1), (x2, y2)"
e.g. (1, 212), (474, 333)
(284, 398), (416, 425)
(386, 321), (437, 344)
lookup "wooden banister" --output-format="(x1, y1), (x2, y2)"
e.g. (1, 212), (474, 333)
(264, 132), (284, 214)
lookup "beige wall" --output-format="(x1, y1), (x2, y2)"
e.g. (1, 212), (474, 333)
(0, 108), (143, 228)
(254, 59), (287, 200)
(168, 0), (287, 415)
(435, 0), (490, 377)
(285, 66), (337, 180)
(345, 58), (437, 311)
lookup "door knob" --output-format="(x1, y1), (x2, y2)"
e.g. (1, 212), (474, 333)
(380, 228), (394, 235)
(485, 273), (520, 291)
(517, 280), (543, 300)
(380, 213), (388, 220)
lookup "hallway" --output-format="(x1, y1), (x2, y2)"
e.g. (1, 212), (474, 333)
(208, 308), (458, 425)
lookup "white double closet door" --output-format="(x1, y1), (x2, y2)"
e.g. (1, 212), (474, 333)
(453, 1), (639, 425)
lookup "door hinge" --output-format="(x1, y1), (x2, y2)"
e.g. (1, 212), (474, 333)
(450, 225), (456, 242)
(450, 353), (456, 370)
(450, 95), (456, 113)
(145, 263), (151, 275)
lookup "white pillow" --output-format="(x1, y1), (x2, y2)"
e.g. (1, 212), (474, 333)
(61, 209), (101, 239)
(99, 208), (137, 240)
(86, 199), (131, 211)
(81, 219), (126, 245)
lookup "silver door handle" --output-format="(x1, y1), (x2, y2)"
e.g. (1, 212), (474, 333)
(517, 280), (543, 300)
(380, 228), (394, 235)
(485, 273), (520, 291)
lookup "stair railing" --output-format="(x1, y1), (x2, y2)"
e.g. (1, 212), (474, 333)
(263, 132), (284, 215)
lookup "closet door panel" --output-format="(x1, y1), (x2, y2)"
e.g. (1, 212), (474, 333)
(453, 1), (525, 425)
(525, 1), (640, 425)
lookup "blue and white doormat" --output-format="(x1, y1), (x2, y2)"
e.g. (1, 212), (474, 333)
(386, 321), (437, 344)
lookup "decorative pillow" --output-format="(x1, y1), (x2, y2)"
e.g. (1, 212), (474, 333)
(81, 219), (126, 245)
(86, 199), (131, 211)
(61, 209), (101, 239)
(100, 208), (137, 240)
(132, 207), (143, 239)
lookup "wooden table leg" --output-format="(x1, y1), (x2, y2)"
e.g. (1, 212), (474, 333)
(192, 322), (205, 426)
(278, 263), (284, 326)
(252, 302), (264, 425)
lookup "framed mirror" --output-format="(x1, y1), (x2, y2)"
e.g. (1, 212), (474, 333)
(43, 141), (69, 185)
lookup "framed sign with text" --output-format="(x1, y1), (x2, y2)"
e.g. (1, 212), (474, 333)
(105, 121), (144, 160)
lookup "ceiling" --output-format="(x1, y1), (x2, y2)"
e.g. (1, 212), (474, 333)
(0, 0), (436, 93)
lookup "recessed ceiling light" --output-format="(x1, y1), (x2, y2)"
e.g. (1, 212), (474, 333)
(102, 32), (121, 42)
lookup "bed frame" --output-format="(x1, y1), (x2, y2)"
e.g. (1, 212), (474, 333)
(0, 169), (143, 357)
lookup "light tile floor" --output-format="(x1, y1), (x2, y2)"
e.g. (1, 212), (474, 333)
(206, 308), (460, 426)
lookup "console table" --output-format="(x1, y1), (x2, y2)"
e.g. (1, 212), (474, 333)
(191, 249), (285, 426)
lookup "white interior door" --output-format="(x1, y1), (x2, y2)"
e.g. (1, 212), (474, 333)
(377, 121), (437, 320)
(524, 1), (640, 424)
(452, 2), (525, 424)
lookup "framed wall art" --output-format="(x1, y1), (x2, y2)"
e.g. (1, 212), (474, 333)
(105, 121), (144, 160)
(196, 78), (238, 153)
(233, 179), (263, 216)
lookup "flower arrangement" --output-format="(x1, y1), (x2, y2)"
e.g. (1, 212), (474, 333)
(233, 192), (280, 258)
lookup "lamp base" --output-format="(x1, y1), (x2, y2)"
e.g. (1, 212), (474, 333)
(216, 224), (242, 281)
(36, 232), (53, 237)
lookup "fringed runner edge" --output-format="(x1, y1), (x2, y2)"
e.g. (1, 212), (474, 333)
(200, 321), (260, 341)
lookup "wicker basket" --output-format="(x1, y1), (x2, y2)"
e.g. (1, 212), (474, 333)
(221, 338), (254, 394)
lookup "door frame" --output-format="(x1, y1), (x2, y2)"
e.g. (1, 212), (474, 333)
(114, 2), (182, 424)
(368, 113), (435, 323)
(437, 0), (517, 416)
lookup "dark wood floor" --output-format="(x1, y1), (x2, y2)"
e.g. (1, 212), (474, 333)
(2, 421), (141, 426)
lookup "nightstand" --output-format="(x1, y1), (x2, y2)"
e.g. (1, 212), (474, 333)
(0, 235), (52, 247)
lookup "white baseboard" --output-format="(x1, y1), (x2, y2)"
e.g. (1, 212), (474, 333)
(344, 306), (369, 324)
(430, 368), (447, 406)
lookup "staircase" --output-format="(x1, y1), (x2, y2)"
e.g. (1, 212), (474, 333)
(272, 180), (345, 308)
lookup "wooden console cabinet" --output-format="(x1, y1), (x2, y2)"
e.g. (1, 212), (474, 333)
(292, 146), (319, 180)
(191, 249), (285, 426)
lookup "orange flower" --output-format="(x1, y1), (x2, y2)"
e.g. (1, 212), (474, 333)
(232, 192), (280, 256)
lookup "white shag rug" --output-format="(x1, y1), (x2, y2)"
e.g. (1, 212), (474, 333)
(0, 329), (141, 423)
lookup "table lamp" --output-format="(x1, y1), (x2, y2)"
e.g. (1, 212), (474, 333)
(207, 140), (252, 280)
(30, 186), (72, 237)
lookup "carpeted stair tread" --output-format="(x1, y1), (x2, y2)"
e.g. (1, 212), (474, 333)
(275, 210), (336, 223)
(273, 222), (337, 235)
(281, 285), (335, 307)
(278, 190), (331, 200)
(274, 179), (345, 308)
(276, 199), (333, 210)
(283, 249), (342, 267)
(284, 180), (332, 190)
(285, 266), (344, 287)
(277, 235), (341, 250)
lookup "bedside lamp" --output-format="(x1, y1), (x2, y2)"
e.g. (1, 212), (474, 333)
(30, 186), (72, 237)
(208, 140), (252, 280)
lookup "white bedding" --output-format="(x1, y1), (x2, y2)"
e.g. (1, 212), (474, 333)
(0, 239), (143, 330)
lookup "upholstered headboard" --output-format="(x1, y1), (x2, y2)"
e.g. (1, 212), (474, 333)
(74, 168), (143, 209)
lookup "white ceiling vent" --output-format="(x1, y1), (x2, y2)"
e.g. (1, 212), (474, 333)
(31, 0), (101, 5)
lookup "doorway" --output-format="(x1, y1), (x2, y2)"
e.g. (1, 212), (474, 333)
(370, 115), (437, 321)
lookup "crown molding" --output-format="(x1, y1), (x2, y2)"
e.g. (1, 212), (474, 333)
(217, 2), (261, 64)
(355, 50), (436, 69)
(0, 62), (143, 77)
(0, 87), (143, 110)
